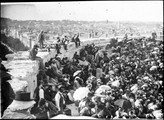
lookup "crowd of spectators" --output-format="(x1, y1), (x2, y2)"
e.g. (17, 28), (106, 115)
(2, 32), (163, 119)
(31, 34), (163, 119)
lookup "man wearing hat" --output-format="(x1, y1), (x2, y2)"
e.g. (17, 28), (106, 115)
(54, 84), (66, 114)
(29, 44), (44, 69)
(29, 44), (39, 60)
(2, 91), (36, 119)
(63, 36), (69, 51)
(56, 37), (62, 54)
(38, 30), (45, 49)
(75, 34), (81, 48)
(50, 59), (63, 79)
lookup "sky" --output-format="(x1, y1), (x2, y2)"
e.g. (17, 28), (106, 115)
(1, 1), (163, 22)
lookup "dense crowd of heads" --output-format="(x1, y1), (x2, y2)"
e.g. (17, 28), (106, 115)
(35, 36), (163, 119)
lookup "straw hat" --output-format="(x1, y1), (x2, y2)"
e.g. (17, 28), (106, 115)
(7, 91), (35, 111)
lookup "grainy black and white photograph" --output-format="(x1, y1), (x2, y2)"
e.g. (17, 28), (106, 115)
(0, 1), (163, 119)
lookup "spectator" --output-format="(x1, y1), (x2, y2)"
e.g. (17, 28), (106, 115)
(56, 37), (61, 54)
(75, 34), (81, 48)
(79, 101), (95, 116)
(2, 92), (36, 119)
(38, 31), (45, 48)
(29, 44), (44, 69)
(55, 85), (66, 114)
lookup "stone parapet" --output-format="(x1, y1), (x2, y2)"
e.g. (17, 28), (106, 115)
(2, 49), (57, 99)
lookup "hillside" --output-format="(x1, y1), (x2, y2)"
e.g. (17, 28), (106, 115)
(1, 17), (162, 37)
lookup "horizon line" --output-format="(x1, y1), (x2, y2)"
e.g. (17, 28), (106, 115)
(1, 17), (163, 23)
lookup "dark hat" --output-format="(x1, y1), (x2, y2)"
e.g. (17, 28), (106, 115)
(7, 91), (35, 111)
(15, 91), (33, 101)
(34, 44), (39, 48)
(104, 52), (107, 55)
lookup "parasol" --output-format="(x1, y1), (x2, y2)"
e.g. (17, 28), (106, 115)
(152, 110), (163, 119)
(73, 70), (81, 77)
(147, 102), (158, 110)
(99, 85), (111, 90)
(95, 85), (111, 95)
(95, 89), (106, 96)
(73, 87), (90, 101)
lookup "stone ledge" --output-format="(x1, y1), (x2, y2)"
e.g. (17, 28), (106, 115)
(2, 48), (57, 99)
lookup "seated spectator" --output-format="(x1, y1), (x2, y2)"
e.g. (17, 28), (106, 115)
(29, 44), (44, 69)
(50, 59), (63, 79)
(33, 98), (59, 119)
(80, 101), (95, 116)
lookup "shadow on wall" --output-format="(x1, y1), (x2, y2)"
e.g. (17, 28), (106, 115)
(1, 33), (30, 60)
(1, 33), (29, 51)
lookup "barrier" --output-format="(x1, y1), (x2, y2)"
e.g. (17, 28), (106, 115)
(2, 49), (57, 99)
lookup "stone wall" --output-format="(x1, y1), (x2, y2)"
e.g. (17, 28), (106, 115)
(2, 49), (57, 99)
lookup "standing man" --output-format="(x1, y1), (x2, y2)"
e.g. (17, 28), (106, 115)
(38, 31), (45, 49)
(63, 36), (69, 51)
(54, 85), (66, 114)
(72, 34), (77, 47)
(75, 34), (81, 48)
(56, 37), (61, 54)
